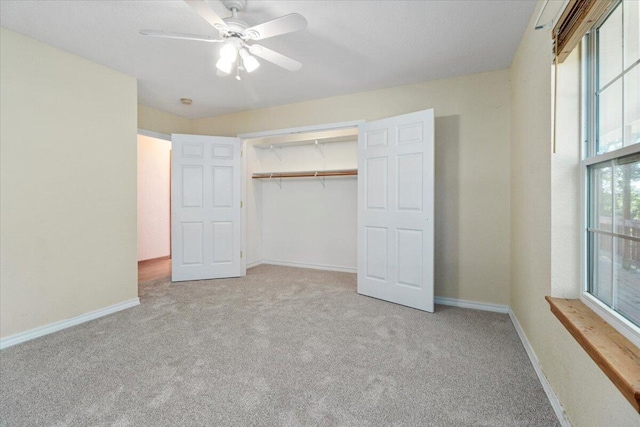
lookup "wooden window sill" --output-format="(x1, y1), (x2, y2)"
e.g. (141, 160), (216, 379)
(545, 297), (640, 412)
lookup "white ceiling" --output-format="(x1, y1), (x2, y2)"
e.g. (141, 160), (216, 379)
(0, 0), (536, 119)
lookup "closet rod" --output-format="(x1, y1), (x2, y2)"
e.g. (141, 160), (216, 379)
(252, 169), (357, 179)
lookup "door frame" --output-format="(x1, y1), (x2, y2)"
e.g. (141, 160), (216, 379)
(239, 119), (365, 270)
(237, 120), (365, 141)
(138, 128), (171, 141)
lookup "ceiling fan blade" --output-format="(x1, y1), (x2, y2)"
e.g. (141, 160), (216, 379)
(244, 13), (307, 40)
(184, 0), (230, 33)
(248, 44), (302, 71)
(140, 30), (223, 43)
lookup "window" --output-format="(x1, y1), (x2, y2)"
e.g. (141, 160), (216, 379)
(584, 0), (640, 342)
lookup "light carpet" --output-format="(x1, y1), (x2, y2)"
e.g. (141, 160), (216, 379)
(0, 265), (559, 426)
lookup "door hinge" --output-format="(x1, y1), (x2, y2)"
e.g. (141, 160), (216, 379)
(241, 150), (243, 157)
(240, 201), (243, 208)
(240, 251), (243, 258)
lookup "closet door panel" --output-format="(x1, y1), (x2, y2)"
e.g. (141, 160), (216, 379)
(365, 157), (388, 210)
(358, 109), (434, 312)
(182, 166), (204, 208)
(172, 135), (243, 281)
(365, 226), (388, 281)
(181, 222), (204, 266)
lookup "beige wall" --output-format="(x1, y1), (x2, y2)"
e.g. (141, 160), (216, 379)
(138, 104), (191, 135)
(0, 28), (138, 338)
(509, 3), (640, 425)
(193, 70), (512, 306)
(137, 135), (171, 261)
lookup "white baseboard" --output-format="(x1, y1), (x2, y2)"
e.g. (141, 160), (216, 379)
(434, 296), (509, 313)
(261, 259), (357, 274)
(0, 298), (140, 350)
(247, 260), (263, 269)
(509, 309), (571, 427)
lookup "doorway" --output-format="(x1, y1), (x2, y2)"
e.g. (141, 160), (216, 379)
(137, 131), (172, 283)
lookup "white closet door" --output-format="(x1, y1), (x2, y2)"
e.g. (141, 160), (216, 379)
(171, 134), (243, 281)
(357, 110), (435, 312)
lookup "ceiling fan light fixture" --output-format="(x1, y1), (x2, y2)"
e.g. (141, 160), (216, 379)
(239, 48), (260, 73)
(216, 57), (233, 74)
(220, 38), (240, 61)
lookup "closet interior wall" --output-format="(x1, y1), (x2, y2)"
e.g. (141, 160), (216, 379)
(245, 134), (358, 272)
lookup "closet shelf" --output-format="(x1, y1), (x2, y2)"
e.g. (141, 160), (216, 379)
(252, 127), (358, 149)
(252, 169), (357, 179)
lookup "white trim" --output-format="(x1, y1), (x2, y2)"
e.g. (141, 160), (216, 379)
(509, 309), (572, 427)
(434, 296), (509, 314)
(580, 39), (589, 309)
(241, 139), (247, 276)
(262, 259), (357, 273)
(247, 260), (263, 269)
(580, 25), (640, 356)
(582, 141), (640, 166)
(533, 0), (569, 30)
(581, 292), (640, 348)
(0, 298), (140, 350)
(238, 120), (365, 140)
(137, 128), (171, 141)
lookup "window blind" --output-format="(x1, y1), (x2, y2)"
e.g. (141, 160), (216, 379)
(553, 0), (616, 62)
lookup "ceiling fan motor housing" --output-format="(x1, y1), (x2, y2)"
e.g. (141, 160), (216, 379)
(224, 19), (249, 36)
(220, 0), (254, 38)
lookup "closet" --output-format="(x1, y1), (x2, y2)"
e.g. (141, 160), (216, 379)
(171, 109), (435, 312)
(246, 126), (359, 273)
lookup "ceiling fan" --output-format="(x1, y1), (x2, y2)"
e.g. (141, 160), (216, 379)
(141, 0), (307, 79)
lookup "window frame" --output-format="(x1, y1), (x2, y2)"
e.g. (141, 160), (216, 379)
(581, 0), (640, 349)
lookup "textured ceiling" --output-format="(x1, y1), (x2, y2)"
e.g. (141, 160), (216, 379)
(0, 0), (536, 119)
